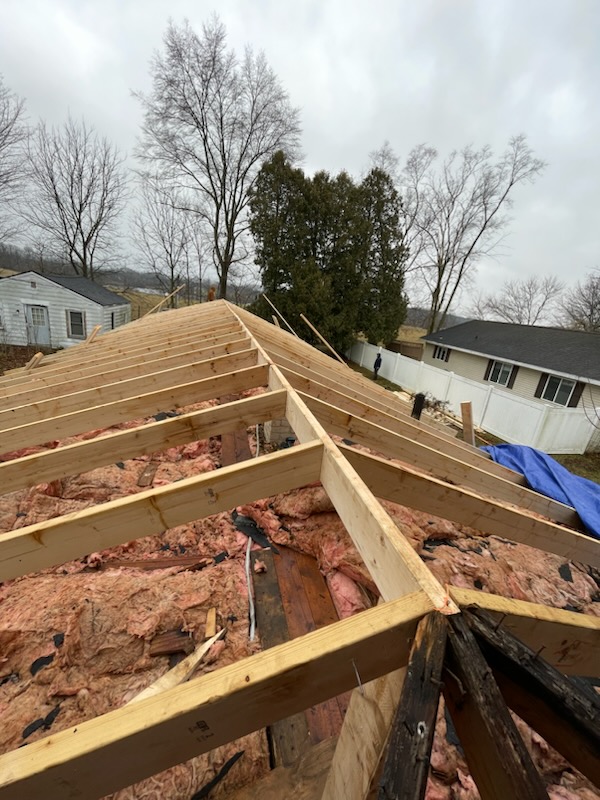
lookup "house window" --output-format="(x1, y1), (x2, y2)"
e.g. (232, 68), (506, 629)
(541, 375), (576, 406)
(66, 310), (86, 339)
(488, 360), (514, 387)
(432, 345), (450, 362)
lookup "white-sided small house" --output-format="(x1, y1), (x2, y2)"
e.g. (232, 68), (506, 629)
(0, 272), (131, 349)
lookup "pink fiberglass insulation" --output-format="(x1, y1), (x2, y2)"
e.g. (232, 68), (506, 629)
(0, 418), (599, 798)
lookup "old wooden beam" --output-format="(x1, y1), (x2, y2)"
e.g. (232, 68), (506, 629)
(377, 612), (447, 800)
(449, 587), (600, 675)
(443, 614), (549, 800)
(466, 609), (600, 788)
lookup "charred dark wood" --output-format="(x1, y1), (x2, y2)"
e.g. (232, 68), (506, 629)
(378, 612), (447, 800)
(443, 614), (548, 800)
(466, 608), (600, 788)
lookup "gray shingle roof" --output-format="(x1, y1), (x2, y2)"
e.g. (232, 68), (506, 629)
(45, 274), (130, 307)
(422, 320), (600, 381)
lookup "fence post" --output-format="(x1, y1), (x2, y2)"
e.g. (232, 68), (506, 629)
(531, 403), (548, 449)
(480, 385), (493, 430)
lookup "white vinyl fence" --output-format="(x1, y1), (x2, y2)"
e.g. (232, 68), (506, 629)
(349, 341), (598, 454)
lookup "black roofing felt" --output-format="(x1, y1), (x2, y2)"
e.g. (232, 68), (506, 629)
(44, 275), (130, 307)
(422, 320), (600, 381)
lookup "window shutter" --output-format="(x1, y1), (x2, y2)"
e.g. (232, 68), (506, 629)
(534, 373), (548, 398)
(568, 382), (585, 408)
(507, 365), (519, 389)
(483, 360), (493, 381)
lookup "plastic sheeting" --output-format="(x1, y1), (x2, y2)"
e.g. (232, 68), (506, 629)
(482, 444), (600, 540)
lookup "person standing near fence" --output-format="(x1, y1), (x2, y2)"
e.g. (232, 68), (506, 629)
(373, 352), (382, 380)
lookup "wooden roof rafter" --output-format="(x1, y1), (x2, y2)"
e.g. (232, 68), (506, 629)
(0, 299), (598, 800)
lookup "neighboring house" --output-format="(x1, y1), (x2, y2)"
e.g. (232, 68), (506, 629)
(422, 320), (600, 412)
(0, 271), (131, 348)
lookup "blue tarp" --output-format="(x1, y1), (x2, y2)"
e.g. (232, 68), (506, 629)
(481, 444), (600, 540)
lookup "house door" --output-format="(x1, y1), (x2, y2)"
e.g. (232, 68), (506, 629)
(25, 304), (51, 346)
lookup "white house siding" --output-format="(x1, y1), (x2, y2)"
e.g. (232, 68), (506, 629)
(422, 344), (485, 381)
(423, 342), (599, 412)
(101, 305), (131, 330)
(349, 340), (599, 453)
(0, 273), (129, 348)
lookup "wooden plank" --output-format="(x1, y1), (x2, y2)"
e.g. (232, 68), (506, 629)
(253, 549), (311, 766)
(449, 587), (600, 675)
(319, 444), (455, 608)
(204, 608), (217, 640)
(377, 612), (447, 800)
(286, 370), (522, 480)
(220, 429), (253, 467)
(0, 321), (246, 384)
(0, 591), (434, 800)
(341, 445), (600, 568)
(129, 630), (225, 705)
(304, 394), (580, 529)
(273, 547), (345, 744)
(0, 349), (258, 429)
(321, 670), (406, 800)
(0, 440), (323, 582)
(149, 629), (195, 656)
(0, 363), (270, 453)
(24, 352), (44, 371)
(227, 736), (337, 800)
(0, 390), (286, 495)
(262, 380), (455, 610)
(443, 614), (549, 800)
(461, 401), (476, 446)
(465, 609), (600, 787)
(85, 324), (102, 344)
(137, 461), (159, 487)
(235, 307), (413, 415)
(0, 336), (252, 405)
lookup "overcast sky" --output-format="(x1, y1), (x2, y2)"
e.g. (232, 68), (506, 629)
(1, 0), (598, 308)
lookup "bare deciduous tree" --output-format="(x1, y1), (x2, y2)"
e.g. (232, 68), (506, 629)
(379, 136), (545, 332)
(0, 76), (27, 242)
(135, 17), (301, 299)
(133, 176), (201, 306)
(562, 271), (600, 332)
(474, 275), (564, 325)
(21, 117), (127, 280)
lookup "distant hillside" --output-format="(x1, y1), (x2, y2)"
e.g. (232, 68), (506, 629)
(404, 307), (471, 331)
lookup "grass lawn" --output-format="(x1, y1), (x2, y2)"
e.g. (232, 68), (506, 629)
(553, 453), (600, 484)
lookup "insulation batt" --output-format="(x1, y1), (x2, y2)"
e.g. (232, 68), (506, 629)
(1, 416), (599, 798)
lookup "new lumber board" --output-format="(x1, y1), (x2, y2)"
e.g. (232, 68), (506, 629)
(304, 394), (580, 529)
(285, 370), (521, 480)
(0, 591), (434, 800)
(0, 364), (270, 453)
(0, 349), (259, 428)
(0, 336), (252, 405)
(341, 445), (600, 568)
(0, 391), (287, 494)
(0, 441), (324, 581)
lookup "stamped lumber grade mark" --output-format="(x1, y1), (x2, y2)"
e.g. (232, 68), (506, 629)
(188, 719), (214, 742)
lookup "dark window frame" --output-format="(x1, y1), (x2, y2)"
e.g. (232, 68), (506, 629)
(432, 345), (450, 362)
(486, 359), (517, 388)
(66, 309), (86, 339)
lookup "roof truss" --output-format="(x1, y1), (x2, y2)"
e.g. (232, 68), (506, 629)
(0, 300), (598, 799)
